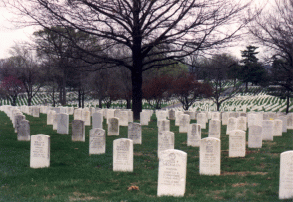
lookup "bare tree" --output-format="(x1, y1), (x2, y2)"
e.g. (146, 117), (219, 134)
(9, 0), (254, 119)
(8, 45), (44, 106)
(202, 54), (244, 111)
(249, 0), (293, 113)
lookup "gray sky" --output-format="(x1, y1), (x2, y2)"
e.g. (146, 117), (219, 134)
(0, 0), (271, 60)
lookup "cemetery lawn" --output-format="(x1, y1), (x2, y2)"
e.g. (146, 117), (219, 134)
(0, 111), (292, 202)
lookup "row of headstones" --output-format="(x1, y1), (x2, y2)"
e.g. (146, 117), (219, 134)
(3, 105), (293, 198)
(0, 106), (31, 141)
(28, 133), (218, 197)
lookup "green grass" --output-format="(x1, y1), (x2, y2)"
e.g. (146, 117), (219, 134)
(1, 111), (293, 201)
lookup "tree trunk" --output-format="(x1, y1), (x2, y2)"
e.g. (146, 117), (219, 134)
(12, 95), (17, 106)
(27, 96), (32, 106)
(131, 0), (143, 120)
(126, 98), (131, 109)
(52, 87), (55, 107)
(78, 90), (81, 108)
(99, 99), (102, 108)
(286, 95), (290, 114)
(82, 91), (85, 108)
(217, 102), (221, 111)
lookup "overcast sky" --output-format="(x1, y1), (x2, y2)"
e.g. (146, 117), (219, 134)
(0, 0), (271, 60)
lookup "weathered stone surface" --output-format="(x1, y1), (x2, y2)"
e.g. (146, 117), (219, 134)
(279, 151), (293, 199)
(113, 138), (133, 172)
(248, 125), (262, 148)
(200, 137), (221, 175)
(30, 135), (50, 168)
(229, 130), (246, 157)
(157, 149), (187, 197)
(89, 128), (105, 154)
(108, 117), (119, 136)
(17, 120), (30, 141)
(128, 122), (142, 144)
(158, 131), (174, 158)
(57, 113), (69, 134)
(72, 120), (85, 142)
(187, 124), (201, 147)
(208, 119), (221, 139)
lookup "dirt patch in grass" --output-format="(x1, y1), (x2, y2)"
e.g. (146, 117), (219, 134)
(232, 182), (259, 187)
(270, 153), (280, 157)
(134, 152), (144, 156)
(256, 163), (266, 169)
(246, 150), (260, 155)
(207, 190), (225, 200)
(221, 171), (268, 176)
(265, 141), (276, 146)
(69, 192), (100, 201)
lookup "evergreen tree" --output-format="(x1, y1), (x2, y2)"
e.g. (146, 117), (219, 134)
(239, 45), (267, 91)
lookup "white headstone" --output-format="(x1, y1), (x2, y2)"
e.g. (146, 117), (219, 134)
(17, 120), (30, 141)
(279, 151), (293, 199)
(119, 111), (129, 126)
(30, 135), (50, 168)
(140, 111), (149, 126)
(262, 120), (274, 141)
(158, 119), (170, 133)
(279, 116), (288, 133)
(208, 119), (221, 139)
(82, 110), (91, 126)
(89, 128), (106, 155)
(113, 138), (133, 172)
(221, 112), (230, 125)
(72, 120), (85, 142)
(274, 119), (283, 136)
(57, 113), (69, 134)
(200, 137), (221, 175)
(158, 131), (175, 158)
(237, 116), (247, 131)
(197, 113), (207, 129)
(128, 122), (142, 144)
(108, 117), (119, 136)
(74, 108), (83, 120)
(226, 117), (237, 135)
(229, 130), (246, 157)
(187, 124), (201, 147)
(47, 110), (56, 125)
(53, 113), (59, 130)
(248, 125), (262, 148)
(179, 114), (190, 133)
(92, 112), (103, 129)
(157, 149), (187, 197)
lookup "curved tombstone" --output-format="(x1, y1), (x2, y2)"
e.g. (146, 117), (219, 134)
(229, 130), (246, 157)
(30, 135), (50, 168)
(57, 113), (69, 134)
(158, 131), (175, 158)
(113, 138), (133, 172)
(92, 112), (103, 129)
(262, 120), (274, 141)
(187, 124), (201, 147)
(208, 119), (221, 139)
(157, 149), (187, 197)
(248, 125), (262, 148)
(279, 151), (293, 199)
(128, 122), (142, 144)
(200, 137), (221, 175)
(17, 120), (30, 141)
(108, 117), (119, 136)
(72, 120), (85, 142)
(89, 128), (105, 155)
